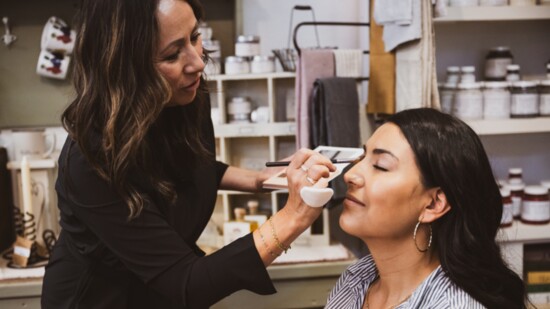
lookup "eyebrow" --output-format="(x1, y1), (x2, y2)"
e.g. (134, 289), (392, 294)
(367, 146), (399, 161)
(159, 21), (199, 54)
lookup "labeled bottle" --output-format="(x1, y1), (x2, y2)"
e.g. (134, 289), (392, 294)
(510, 81), (539, 118)
(223, 207), (258, 245)
(453, 82), (483, 120)
(521, 186), (550, 225)
(508, 168), (523, 182)
(445, 66), (460, 84)
(506, 183), (525, 219)
(500, 188), (514, 228)
(244, 199), (268, 226)
(235, 35), (261, 58)
(484, 47), (513, 81)
(505, 64), (521, 82)
(440, 82), (456, 114)
(483, 81), (511, 119)
(225, 56), (250, 75)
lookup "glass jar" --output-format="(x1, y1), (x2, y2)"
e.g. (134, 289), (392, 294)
(521, 186), (550, 224)
(440, 82), (456, 114)
(510, 81), (539, 118)
(446, 66), (460, 84)
(250, 55), (275, 74)
(235, 35), (261, 58)
(500, 188), (514, 228)
(505, 64), (521, 82)
(539, 80), (550, 117)
(505, 183), (524, 219)
(453, 82), (483, 120)
(460, 66), (476, 84)
(227, 97), (252, 124)
(224, 56), (250, 75)
(484, 47), (513, 81)
(482, 81), (510, 119)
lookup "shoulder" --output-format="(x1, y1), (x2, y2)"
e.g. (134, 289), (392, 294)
(57, 136), (121, 207)
(409, 267), (486, 309)
(326, 255), (378, 308)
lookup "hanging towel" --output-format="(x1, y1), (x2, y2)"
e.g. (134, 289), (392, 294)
(333, 49), (364, 78)
(373, 0), (413, 26)
(395, 0), (440, 111)
(367, 0), (396, 115)
(378, 0), (422, 52)
(295, 48), (335, 149)
(309, 77), (360, 209)
(310, 77), (360, 149)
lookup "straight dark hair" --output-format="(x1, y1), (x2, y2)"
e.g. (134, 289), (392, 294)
(388, 108), (527, 309)
(63, 0), (210, 219)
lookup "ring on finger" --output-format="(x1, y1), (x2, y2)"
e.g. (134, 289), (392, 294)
(306, 176), (316, 185)
(300, 165), (309, 172)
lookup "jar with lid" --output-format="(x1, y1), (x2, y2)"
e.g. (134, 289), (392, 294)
(521, 186), (550, 224)
(500, 188), (514, 228)
(439, 82), (456, 114)
(505, 64), (521, 82)
(251, 55), (275, 74)
(224, 56), (250, 75)
(484, 47), (513, 81)
(508, 167), (523, 182)
(227, 97), (252, 124)
(505, 183), (524, 219)
(453, 82), (483, 120)
(235, 35), (261, 58)
(482, 81), (510, 119)
(510, 81), (539, 118)
(539, 80), (550, 117)
(445, 66), (460, 84)
(460, 66), (476, 84)
(203, 40), (221, 75)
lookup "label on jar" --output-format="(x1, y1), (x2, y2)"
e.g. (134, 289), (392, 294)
(521, 200), (550, 222)
(511, 196), (522, 217)
(541, 94), (550, 116)
(440, 90), (454, 114)
(501, 201), (514, 225)
(453, 91), (483, 119)
(485, 58), (512, 79)
(483, 91), (510, 119)
(511, 93), (538, 115)
(235, 42), (261, 57)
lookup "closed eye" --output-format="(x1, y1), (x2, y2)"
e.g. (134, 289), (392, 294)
(373, 165), (388, 172)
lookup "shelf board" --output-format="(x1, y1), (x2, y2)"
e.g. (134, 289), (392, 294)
(465, 118), (550, 135)
(214, 122), (296, 138)
(497, 221), (550, 243)
(6, 159), (57, 170)
(435, 5), (550, 22)
(206, 72), (295, 82)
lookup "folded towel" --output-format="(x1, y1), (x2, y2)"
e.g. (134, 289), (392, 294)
(295, 48), (335, 149)
(333, 49), (364, 78)
(374, 0), (413, 25)
(382, 0), (422, 52)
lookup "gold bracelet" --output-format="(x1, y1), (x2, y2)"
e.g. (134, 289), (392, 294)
(258, 226), (280, 257)
(268, 216), (291, 254)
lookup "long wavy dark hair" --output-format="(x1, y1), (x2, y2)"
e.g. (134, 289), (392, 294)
(63, 0), (210, 219)
(387, 108), (527, 309)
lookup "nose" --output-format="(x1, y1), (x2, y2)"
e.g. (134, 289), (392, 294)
(184, 45), (205, 75)
(344, 164), (364, 188)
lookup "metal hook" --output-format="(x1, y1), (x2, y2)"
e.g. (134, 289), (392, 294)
(2, 16), (17, 47)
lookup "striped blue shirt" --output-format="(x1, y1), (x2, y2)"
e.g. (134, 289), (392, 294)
(325, 255), (485, 309)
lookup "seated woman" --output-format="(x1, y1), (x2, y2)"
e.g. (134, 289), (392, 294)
(326, 108), (527, 309)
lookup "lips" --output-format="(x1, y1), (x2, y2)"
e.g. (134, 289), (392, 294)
(344, 194), (365, 207)
(182, 77), (200, 90)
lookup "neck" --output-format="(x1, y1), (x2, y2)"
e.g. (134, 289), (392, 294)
(365, 239), (440, 308)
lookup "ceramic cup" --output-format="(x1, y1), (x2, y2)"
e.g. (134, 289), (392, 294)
(36, 50), (71, 80)
(251, 106), (270, 123)
(11, 130), (56, 161)
(41, 16), (76, 54)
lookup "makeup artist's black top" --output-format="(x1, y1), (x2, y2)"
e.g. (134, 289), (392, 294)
(41, 108), (275, 308)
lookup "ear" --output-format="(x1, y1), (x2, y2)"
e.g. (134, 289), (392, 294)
(420, 188), (451, 223)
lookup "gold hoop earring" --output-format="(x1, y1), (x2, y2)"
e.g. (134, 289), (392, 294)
(413, 217), (432, 253)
